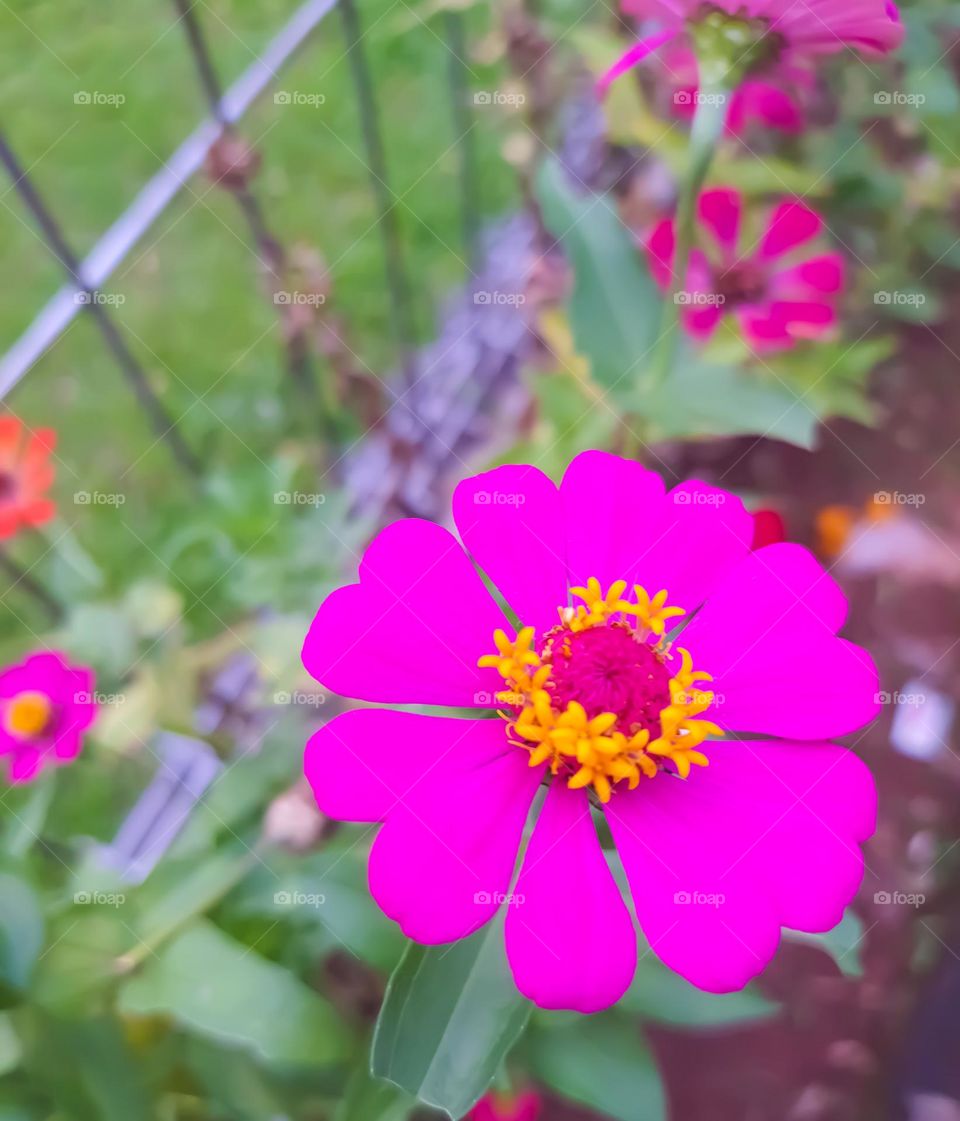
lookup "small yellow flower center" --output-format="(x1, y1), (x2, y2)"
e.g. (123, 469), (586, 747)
(479, 580), (721, 803)
(3, 690), (53, 740)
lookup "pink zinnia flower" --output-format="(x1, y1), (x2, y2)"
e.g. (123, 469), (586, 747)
(471, 1089), (541, 1121)
(0, 652), (97, 783)
(302, 452), (879, 1012)
(647, 187), (844, 351)
(600, 0), (903, 97)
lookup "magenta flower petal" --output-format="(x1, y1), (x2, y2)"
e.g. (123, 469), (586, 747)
(453, 465), (567, 635)
(737, 308), (798, 351)
(302, 519), (509, 707)
(772, 252), (846, 296)
(559, 451), (666, 591)
(760, 201), (823, 261)
(597, 28), (677, 96)
(647, 218), (676, 288)
(732, 81), (806, 133)
(607, 782), (781, 993)
(305, 708), (499, 823)
(631, 480), (754, 615)
(505, 783), (636, 1013)
(698, 188), (741, 260)
(682, 544), (880, 738)
(607, 737), (875, 991)
(716, 740), (876, 932)
(8, 748), (43, 783)
(367, 718), (542, 943)
(681, 250), (725, 341)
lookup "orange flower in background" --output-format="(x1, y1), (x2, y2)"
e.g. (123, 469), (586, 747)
(0, 416), (56, 539)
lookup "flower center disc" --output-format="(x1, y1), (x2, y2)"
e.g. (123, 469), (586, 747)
(543, 623), (672, 741)
(4, 690), (53, 740)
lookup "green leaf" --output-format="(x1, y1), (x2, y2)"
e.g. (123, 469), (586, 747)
(132, 846), (256, 954)
(639, 349), (820, 448)
(787, 911), (864, 976)
(526, 1011), (666, 1121)
(2, 773), (55, 858)
(336, 1052), (414, 1121)
(536, 158), (661, 388)
(227, 844), (404, 973)
(118, 919), (349, 1068)
(371, 917), (531, 1118)
(0, 874), (44, 1007)
(18, 1014), (153, 1121)
(0, 1015), (21, 1076)
(31, 913), (129, 1016)
(181, 1036), (292, 1121)
(621, 953), (778, 1027)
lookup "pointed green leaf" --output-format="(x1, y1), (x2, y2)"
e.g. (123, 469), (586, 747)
(118, 920), (349, 1067)
(526, 1011), (666, 1121)
(536, 158), (661, 389)
(372, 918), (531, 1118)
(0, 874), (43, 1007)
(621, 953), (778, 1027)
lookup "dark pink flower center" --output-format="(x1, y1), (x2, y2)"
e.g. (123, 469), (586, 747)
(541, 623), (673, 739)
(0, 471), (18, 503)
(715, 260), (768, 307)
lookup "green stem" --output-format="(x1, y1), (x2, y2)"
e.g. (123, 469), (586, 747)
(648, 88), (728, 390)
(7, 769), (56, 857)
(31, 519), (104, 591)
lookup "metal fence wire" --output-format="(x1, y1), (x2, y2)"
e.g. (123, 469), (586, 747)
(0, 0), (491, 480)
(0, 0), (561, 868)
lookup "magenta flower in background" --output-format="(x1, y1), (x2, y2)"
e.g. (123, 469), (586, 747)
(0, 652), (97, 783)
(647, 187), (845, 351)
(471, 1089), (541, 1121)
(302, 452), (879, 1012)
(600, 0), (903, 96)
(657, 45), (813, 134)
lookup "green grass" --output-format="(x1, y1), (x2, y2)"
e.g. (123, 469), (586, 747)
(0, 0), (518, 497)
